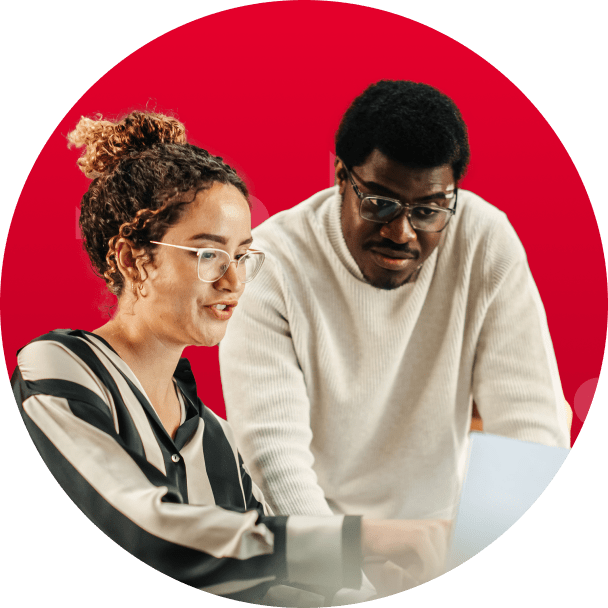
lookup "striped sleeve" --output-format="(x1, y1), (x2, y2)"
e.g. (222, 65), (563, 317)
(12, 334), (361, 598)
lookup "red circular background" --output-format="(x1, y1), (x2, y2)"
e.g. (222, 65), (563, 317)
(1, 2), (605, 445)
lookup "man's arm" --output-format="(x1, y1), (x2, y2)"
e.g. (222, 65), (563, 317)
(220, 253), (334, 516)
(471, 220), (570, 447)
(472, 401), (572, 434)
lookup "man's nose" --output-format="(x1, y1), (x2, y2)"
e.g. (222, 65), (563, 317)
(378, 211), (417, 244)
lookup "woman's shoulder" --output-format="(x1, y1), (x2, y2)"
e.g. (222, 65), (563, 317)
(20, 328), (93, 344)
(12, 329), (120, 419)
(17, 329), (100, 366)
(15, 329), (110, 393)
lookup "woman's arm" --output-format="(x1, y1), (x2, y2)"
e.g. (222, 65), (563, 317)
(13, 336), (361, 599)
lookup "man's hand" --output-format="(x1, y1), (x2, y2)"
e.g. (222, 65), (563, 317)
(565, 398), (573, 431)
(361, 519), (451, 588)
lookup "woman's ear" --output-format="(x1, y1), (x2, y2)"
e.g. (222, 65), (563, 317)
(115, 238), (148, 285)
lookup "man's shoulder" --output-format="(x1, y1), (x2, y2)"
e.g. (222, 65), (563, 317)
(453, 190), (521, 250)
(449, 190), (527, 287)
(456, 189), (508, 228)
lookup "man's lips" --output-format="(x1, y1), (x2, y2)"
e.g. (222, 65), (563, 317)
(368, 246), (419, 260)
(365, 245), (420, 272)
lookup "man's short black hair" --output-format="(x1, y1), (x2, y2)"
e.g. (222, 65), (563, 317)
(336, 80), (470, 182)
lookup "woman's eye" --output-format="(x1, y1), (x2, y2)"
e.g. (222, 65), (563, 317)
(200, 251), (217, 260)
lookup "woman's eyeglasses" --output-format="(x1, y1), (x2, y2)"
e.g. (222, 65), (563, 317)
(150, 241), (265, 283)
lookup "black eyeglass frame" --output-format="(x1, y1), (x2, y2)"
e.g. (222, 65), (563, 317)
(342, 162), (458, 232)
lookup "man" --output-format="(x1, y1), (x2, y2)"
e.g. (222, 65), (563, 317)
(219, 80), (569, 524)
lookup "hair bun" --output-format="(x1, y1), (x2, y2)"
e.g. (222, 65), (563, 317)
(67, 110), (187, 178)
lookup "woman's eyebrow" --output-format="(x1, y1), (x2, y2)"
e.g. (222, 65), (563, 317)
(189, 232), (226, 244)
(189, 233), (254, 247)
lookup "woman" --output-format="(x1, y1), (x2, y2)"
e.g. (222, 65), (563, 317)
(12, 111), (447, 604)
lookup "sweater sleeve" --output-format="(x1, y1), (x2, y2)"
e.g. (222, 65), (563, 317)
(220, 253), (336, 517)
(13, 339), (361, 599)
(471, 218), (570, 447)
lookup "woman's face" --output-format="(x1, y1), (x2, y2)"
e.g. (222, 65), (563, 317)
(135, 183), (252, 348)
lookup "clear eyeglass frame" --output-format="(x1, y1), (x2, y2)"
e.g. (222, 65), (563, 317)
(342, 163), (458, 232)
(150, 241), (265, 284)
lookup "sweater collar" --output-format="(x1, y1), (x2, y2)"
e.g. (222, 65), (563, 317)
(324, 186), (367, 281)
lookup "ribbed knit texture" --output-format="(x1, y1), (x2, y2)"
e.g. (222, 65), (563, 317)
(219, 187), (569, 520)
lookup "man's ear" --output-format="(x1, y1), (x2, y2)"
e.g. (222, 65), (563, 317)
(115, 238), (148, 284)
(335, 158), (347, 196)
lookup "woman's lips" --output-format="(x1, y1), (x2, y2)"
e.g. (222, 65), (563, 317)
(204, 303), (237, 321)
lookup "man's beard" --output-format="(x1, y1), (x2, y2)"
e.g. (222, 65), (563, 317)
(363, 268), (419, 290)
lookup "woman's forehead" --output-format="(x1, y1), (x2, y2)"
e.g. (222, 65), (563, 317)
(170, 183), (251, 244)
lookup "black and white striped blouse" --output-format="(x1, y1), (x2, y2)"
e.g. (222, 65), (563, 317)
(12, 329), (361, 602)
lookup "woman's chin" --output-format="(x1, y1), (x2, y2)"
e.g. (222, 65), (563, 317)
(191, 330), (225, 348)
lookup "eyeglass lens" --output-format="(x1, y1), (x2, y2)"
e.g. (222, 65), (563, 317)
(360, 197), (451, 231)
(197, 250), (264, 283)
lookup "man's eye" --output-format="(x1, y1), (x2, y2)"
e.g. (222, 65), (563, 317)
(369, 197), (393, 209)
(412, 206), (439, 218)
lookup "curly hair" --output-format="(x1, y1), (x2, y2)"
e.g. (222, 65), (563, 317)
(67, 111), (248, 297)
(335, 80), (470, 182)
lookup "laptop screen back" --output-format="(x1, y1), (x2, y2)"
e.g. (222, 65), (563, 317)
(446, 432), (570, 571)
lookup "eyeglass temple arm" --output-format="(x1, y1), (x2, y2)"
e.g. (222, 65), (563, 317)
(449, 189), (458, 214)
(150, 241), (264, 257)
(149, 241), (199, 253)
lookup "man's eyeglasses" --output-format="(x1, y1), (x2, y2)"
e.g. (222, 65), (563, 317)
(150, 241), (265, 284)
(342, 163), (457, 232)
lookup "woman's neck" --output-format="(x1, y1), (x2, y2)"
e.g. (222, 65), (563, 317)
(93, 310), (184, 438)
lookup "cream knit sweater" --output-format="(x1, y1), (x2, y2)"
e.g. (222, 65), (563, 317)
(219, 187), (569, 520)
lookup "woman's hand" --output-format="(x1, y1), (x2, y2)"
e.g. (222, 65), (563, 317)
(361, 518), (451, 587)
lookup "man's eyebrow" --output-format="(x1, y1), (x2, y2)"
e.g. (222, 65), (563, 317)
(359, 179), (455, 203)
(359, 179), (401, 198)
(414, 191), (455, 203)
(189, 233), (254, 247)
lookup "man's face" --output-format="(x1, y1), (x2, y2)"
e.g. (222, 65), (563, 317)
(338, 149), (456, 290)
